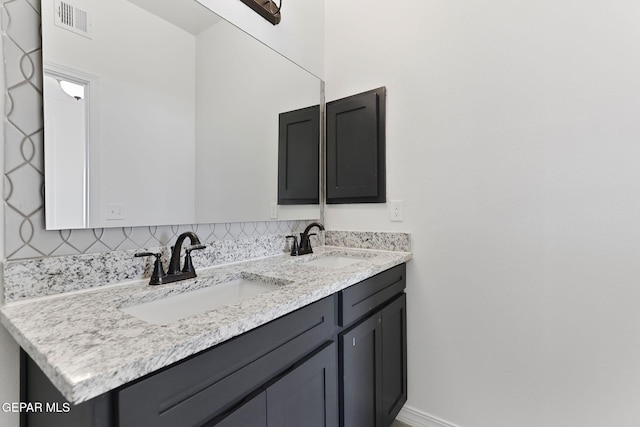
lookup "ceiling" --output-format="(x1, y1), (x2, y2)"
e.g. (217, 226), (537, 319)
(126, 0), (221, 35)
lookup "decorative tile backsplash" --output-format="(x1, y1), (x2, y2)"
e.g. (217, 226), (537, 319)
(1, 0), (313, 261)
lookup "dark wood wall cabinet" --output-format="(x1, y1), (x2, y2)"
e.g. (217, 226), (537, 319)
(326, 87), (386, 204)
(21, 264), (407, 427)
(278, 105), (320, 205)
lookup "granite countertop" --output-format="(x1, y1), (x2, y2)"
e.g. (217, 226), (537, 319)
(0, 246), (411, 405)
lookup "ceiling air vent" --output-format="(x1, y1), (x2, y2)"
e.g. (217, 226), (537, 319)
(54, 0), (92, 39)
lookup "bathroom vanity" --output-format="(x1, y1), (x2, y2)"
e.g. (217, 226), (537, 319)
(2, 247), (410, 427)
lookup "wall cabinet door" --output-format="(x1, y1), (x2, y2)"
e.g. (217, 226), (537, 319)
(326, 87), (386, 204)
(267, 342), (338, 427)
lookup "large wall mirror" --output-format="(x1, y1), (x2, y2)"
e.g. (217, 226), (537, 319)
(42, 0), (322, 230)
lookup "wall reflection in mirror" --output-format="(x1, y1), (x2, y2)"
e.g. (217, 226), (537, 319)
(43, 0), (322, 230)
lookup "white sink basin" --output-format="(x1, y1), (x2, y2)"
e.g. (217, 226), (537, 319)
(304, 256), (364, 269)
(122, 278), (280, 325)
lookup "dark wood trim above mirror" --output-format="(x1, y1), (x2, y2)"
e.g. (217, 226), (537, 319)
(239, 0), (282, 25)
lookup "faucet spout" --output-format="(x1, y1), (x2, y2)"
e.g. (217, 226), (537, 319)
(297, 222), (324, 255)
(167, 232), (203, 275)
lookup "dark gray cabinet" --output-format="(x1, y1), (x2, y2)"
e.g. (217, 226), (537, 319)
(21, 264), (407, 427)
(339, 264), (407, 427)
(381, 294), (408, 426)
(206, 391), (266, 427)
(21, 356), (113, 427)
(209, 341), (337, 427)
(341, 313), (383, 427)
(278, 105), (320, 205)
(266, 342), (338, 427)
(117, 296), (335, 427)
(326, 87), (386, 204)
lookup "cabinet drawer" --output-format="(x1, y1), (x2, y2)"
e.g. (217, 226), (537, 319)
(118, 296), (335, 427)
(339, 263), (405, 327)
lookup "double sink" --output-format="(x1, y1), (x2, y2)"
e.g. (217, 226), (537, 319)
(122, 252), (367, 325)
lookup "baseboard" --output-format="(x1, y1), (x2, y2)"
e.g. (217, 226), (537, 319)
(396, 404), (461, 427)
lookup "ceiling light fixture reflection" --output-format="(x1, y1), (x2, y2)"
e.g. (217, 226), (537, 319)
(59, 80), (85, 100)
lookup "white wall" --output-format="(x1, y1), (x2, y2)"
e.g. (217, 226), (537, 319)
(0, 27), (19, 427)
(42, 0), (196, 228)
(196, 0), (324, 78)
(194, 20), (320, 223)
(325, 1), (640, 426)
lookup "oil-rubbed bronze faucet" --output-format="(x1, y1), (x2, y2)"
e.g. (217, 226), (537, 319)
(135, 232), (206, 285)
(167, 232), (205, 276)
(292, 222), (324, 256)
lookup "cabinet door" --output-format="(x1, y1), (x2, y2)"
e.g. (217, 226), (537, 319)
(206, 391), (266, 427)
(278, 105), (320, 204)
(381, 294), (408, 427)
(326, 87), (386, 204)
(267, 342), (338, 427)
(340, 314), (383, 427)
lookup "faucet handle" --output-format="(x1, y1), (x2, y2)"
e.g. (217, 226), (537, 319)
(135, 252), (166, 285)
(182, 244), (205, 274)
(135, 251), (157, 258)
(299, 232), (317, 253)
(286, 235), (299, 256)
(182, 244), (205, 273)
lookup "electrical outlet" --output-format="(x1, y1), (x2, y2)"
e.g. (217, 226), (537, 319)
(106, 203), (125, 220)
(270, 202), (278, 219)
(389, 200), (403, 222)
